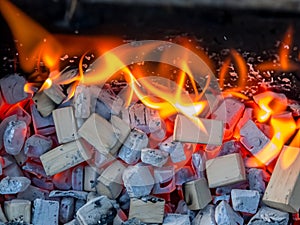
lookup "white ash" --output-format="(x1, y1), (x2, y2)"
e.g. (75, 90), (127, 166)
(163, 214), (190, 225)
(159, 136), (186, 163)
(3, 120), (27, 156)
(215, 201), (244, 225)
(192, 204), (216, 225)
(141, 148), (169, 167)
(23, 134), (52, 158)
(231, 189), (260, 214)
(248, 206), (289, 225)
(0, 176), (30, 194)
(122, 165), (154, 198)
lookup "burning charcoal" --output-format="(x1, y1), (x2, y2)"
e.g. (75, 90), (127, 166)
(53, 170), (72, 190)
(118, 128), (148, 164)
(30, 104), (55, 135)
(0, 205), (7, 223)
(76, 196), (117, 225)
(113, 210), (127, 225)
(83, 166), (98, 192)
(217, 140), (242, 157)
(211, 98), (245, 139)
(183, 178), (212, 210)
(0, 155), (15, 169)
(235, 108), (253, 136)
(24, 134), (52, 157)
(40, 139), (92, 176)
(175, 166), (196, 185)
(97, 87), (124, 115)
(231, 189), (260, 214)
(0, 176), (30, 194)
(153, 166), (175, 194)
(248, 206), (289, 225)
(192, 204), (216, 225)
(288, 100), (300, 116)
(213, 195), (230, 205)
(263, 146), (300, 213)
(78, 113), (118, 155)
(22, 161), (47, 177)
(0, 74), (28, 104)
(248, 168), (265, 194)
(73, 85), (91, 119)
(32, 177), (54, 190)
(163, 214), (190, 225)
(215, 201), (243, 225)
(32, 199), (59, 225)
(96, 160), (126, 199)
(32, 91), (56, 117)
(94, 99), (111, 120)
(3, 163), (24, 177)
(159, 136), (186, 163)
(118, 191), (130, 210)
(128, 196), (165, 223)
(215, 181), (249, 196)
(240, 120), (271, 164)
(122, 165), (154, 198)
(0, 115), (17, 150)
(206, 153), (246, 188)
(17, 185), (49, 201)
(72, 165), (84, 191)
(94, 151), (115, 169)
(49, 190), (88, 200)
(141, 148), (169, 167)
(4, 120), (27, 156)
(53, 106), (77, 144)
(191, 152), (206, 178)
(4, 199), (31, 224)
(60, 197), (75, 224)
(14, 150), (27, 166)
(43, 82), (66, 105)
(173, 114), (223, 145)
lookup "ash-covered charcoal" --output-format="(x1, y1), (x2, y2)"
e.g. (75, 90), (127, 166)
(49, 190), (88, 200)
(191, 152), (206, 178)
(3, 120), (27, 156)
(248, 206), (289, 225)
(76, 196), (117, 225)
(0, 114), (18, 151)
(23, 134), (52, 158)
(17, 185), (49, 201)
(122, 165), (154, 198)
(140, 148), (169, 167)
(153, 166), (175, 194)
(0, 176), (30, 194)
(159, 136), (186, 163)
(72, 165), (84, 191)
(217, 140), (242, 157)
(59, 197), (75, 224)
(22, 161), (47, 178)
(118, 128), (148, 165)
(163, 214), (190, 225)
(231, 189), (260, 214)
(0, 74), (28, 104)
(30, 104), (55, 136)
(215, 201), (244, 225)
(247, 168), (266, 194)
(32, 199), (59, 225)
(192, 204), (216, 225)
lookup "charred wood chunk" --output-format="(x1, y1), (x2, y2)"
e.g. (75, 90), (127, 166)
(4, 199), (31, 224)
(32, 199), (59, 225)
(4, 120), (27, 156)
(0, 74), (28, 104)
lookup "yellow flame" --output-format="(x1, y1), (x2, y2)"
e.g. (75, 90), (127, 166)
(257, 26), (299, 72)
(0, 0), (62, 72)
(253, 113), (296, 165)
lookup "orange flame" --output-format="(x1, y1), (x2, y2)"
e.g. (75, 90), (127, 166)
(257, 26), (299, 72)
(254, 91), (287, 123)
(250, 113), (296, 166)
(0, 0), (62, 72)
(218, 49), (248, 99)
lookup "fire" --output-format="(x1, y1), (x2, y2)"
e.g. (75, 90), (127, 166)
(218, 49), (249, 100)
(257, 26), (299, 72)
